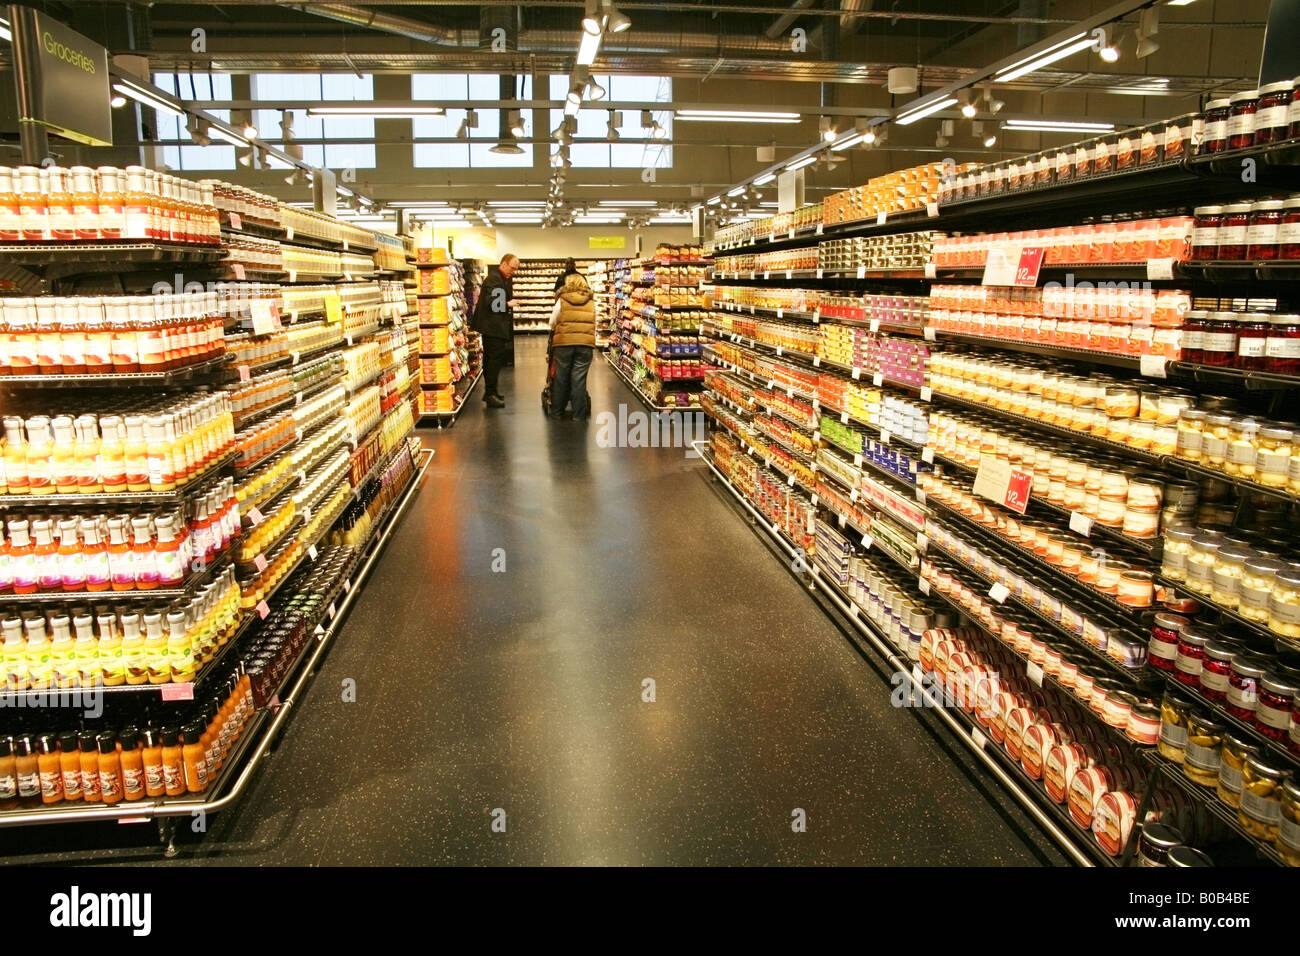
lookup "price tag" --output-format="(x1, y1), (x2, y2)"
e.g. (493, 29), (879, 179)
(872, 372), (884, 387)
(857, 265), (867, 279)
(922, 446), (935, 464)
(764, 271), (771, 280)
(256, 600), (271, 619)
(916, 532), (928, 552)
(785, 271), (792, 280)
(788, 473), (796, 487)
(816, 223), (824, 235)
(228, 211), (242, 230)
(851, 488), (860, 502)
(851, 368), (861, 380)
(982, 243), (1045, 287)
(853, 453), (863, 467)
(923, 326), (937, 342)
(247, 506), (265, 526)
(776, 308), (784, 319)
(786, 387), (795, 398)
(924, 262), (937, 279)
(254, 554), (268, 573)
(837, 514), (847, 529)
(232, 263), (246, 280)
(308, 544), (319, 560)
(788, 229), (796, 241)
(286, 226), (294, 240)
(816, 269), (824, 279)
(325, 294), (344, 325)
(861, 534), (873, 549)
(813, 356), (821, 367)
(1147, 257), (1175, 280)
(159, 683), (194, 702)
(812, 309), (820, 323)
(1140, 354), (1167, 378)
(328, 602), (338, 619)
(972, 454), (1033, 514)
(918, 576), (931, 595)
(768, 380), (776, 390)
(768, 233), (776, 244)
(250, 299), (280, 336)
(971, 727), (988, 750)
(920, 386), (932, 402)
(288, 270), (296, 283)
(915, 488), (927, 505)
(812, 430), (820, 442)
(1027, 661), (1045, 687)
(870, 319), (880, 333)
(879, 429), (891, 445)
(238, 364), (251, 383)
(989, 582), (1010, 603)
(776, 346), (783, 356)
(840, 411), (849, 425)
(926, 202), (940, 219)
(876, 211), (887, 226)
(314, 624), (327, 638)
(811, 495), (819, 507)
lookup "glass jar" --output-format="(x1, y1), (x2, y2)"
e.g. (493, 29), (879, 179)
(1254, 426), (1292, 489)
(1201, 316), (1239, 368)
(1200, 640), (1237, 703)
(1128, 701), (1162, 745)
(1227, 90), (1260, 150)
(1175, 409), (1207, 460)
(1137, 822), (1185, 866)
(1240, 752), (1288, 842)
(1257, 671), (1300, 740)
(1201, 412), (1235, 468)
(1118, 570), (1155, 607)
(1161, 526), (1197, 581)
(1150, 612), (1188, 672)
(1240, 557), (1284, 623)
(1254, 80), (1295, 145)
(1211, 543), (1254, 608)
(1159, 689), (1193, 763)
(1185, 532), (1223, 595)
(1218, 204), (1252, 260)
(1236, 314), (1271, 370)
(1277, 777), (1300, 866)
(1264, 314), (1300, 375)
(1247, 200), (1285, 260)
(1218, 732), (1256, 808)
(1227, 654), (1268, 720)
(1282, 197), (1300, 261)
(1184, 712), (1225, 787)
(1269, 568), (1300, 640)
(1174, 623), (1212, 687)
(1190, 209), (1223, 262)
(1202, 98), (1232, 153)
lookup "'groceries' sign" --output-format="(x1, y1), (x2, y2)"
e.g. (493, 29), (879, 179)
(15, 8), (111, 145)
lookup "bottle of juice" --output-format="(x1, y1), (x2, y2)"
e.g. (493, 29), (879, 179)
(49, 613), (75, 689)
(55, 519), (84, 592)
(31, 519), (60, 593)
(118, 726), (144, 802)
(57, 731), (81, 802)
(35, 298), (63, 374)
(81, 519), (109, 592)
(98, 415), (126, 493)
(108, 298), (139, 373)
(154, 514), (184, 587)
(165, 609), (194, 683)
(24, 617), (51, 690)
(136, 298), (165, 373)
(97, 611), (125, 687)
(17, 165), (48, 241)
(0, 167), (20, 242)
(160, 727), (185, 796)
(106, 516), (134, 591)
(0, 736), (16, 809)
(0, 525), (11, 595)
(48, 415), (76, 481)
(14, 734), (39, 805)
(6, 299), (38, 375)
(96, 731), (122, 805)
(2, 417), (27, 493)
(36, 733), (63, 804)
(2, 616), (26, 690)
(131, 516), (158, 591)
(60, 301), (86, 376)
(141, 728), (164, 797)
(143, 611), (169, 684)
(24, 416), (54, 495)
(73, 415), (100, 493)
(81, 298), (113, 374)
(46, 167), (75, 241)
(145, 414), (174, 492)
(123, 415), (149, 492)
(120, 611), (146, 686)
(72, 612), (98, 687)
(77, 731), (101, 803)
(199, 702), (219, 777)
(95, 167), (125, 241)
(164, 413), (187, 488)
(69, 166), (99, 241)
(123, 166), (150, 241)
(181, 723), (207, 793)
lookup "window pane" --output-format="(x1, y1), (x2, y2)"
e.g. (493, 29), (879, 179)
(412, 73), (532, 167)
(414, 142), (470, 167)
(549, 74), (672, 167)
(251, 73), (375, 169)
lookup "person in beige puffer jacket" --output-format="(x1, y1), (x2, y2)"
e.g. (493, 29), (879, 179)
(548, 271), (596, 421)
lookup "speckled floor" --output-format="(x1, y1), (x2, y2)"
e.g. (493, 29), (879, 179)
(3, 337), (1068, 866)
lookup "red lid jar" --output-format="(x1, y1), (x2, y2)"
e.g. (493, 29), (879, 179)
(1227, 90), (1259, 150)
(1199, 640), (1237, 703)
(1247, 200), (1286, 260)
(1180, 310), (1208, 364)
(1264, 313), (1300, 375)
(1149, 612), (1188, 672)
(1201, 312), (1239, 367)
(1236, 312), (1271, 370)
(1257, 671), (1300, 740)
(1217, 203), (1252, 260)
(1280, 197), (1300, 261)
(1201, 98), (1232, 154)
(1254, 80), (1295, 145)
(1191, 205), (1224, 261)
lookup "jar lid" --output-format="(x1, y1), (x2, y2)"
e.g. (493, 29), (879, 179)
(1188, 711), (1224, 734)
(1246, 751), (1290, 780)
(1205, 412), (1235, 427)
(1218, 544), (1257, 561)
(1222, 731), (1258, 753)
(1260, 426), (1294, 440)
(1204, 640), (1238, 662)
(1245, 556), (1285, 574)
(1262, 670), (1300, 695)
(1193, 206), (1224, 216)
(1258, 80), (1295, 96)
(1167, 846), (1214, 867)
(1251, 200), (1286, 212)
(1140, 821), (1185, 851)
(1275, 568), (1300, 587)
(1178, 409), (1207, 423)
(1228, 90), (1259, 103)
(1205, 98), (1232, 110)
(1231, 654), (1270, 678)
(1283, 198), (1300, 210)
(1178, 624), (1212, 646)
(1222, 203), (1253, 214)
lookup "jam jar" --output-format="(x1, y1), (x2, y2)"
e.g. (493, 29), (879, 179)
(1277, 776), (1300, 866)
(1227, 654), (1268, 720)
(1201, 316), (1239, 367)
(1240, 752), (1288, 842)
(1174, 623), (1212, 687)
(1264, 314), (1300, 374)
(1236, 314), (1270, 370)
(1227, 90), (1259, 150)
(1269, 568), (1300, 640)
(1282, 197), (1300, 261)
(1190, 208), (1223, 261)
(1247, 201), (1285, 260)
(1217, 204), (1252, 260)
(1218, 732), (1257, 808)
(1201, 98), (1232, 153)
(1200, 640), (1238, 703)
(1257, 670), (1300, 740)
(1184, 711), (1225, 787)
(1254, 80), (1295, 145)
(1150, 611), (1188, 671)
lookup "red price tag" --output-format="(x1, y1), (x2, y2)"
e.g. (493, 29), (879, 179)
(1013, 246), (1045, 287)
(1003, 468), (1033, 514)
(238, 364), (251, 382)
(254, 554), (268, 572)
(247, 506), (264, 526)
(256, 600), (270, 619)
(228, 211), (242, 230)
(232, 263), (246, 280)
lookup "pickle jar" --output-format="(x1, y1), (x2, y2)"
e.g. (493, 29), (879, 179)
(1175, 409), (1208, 461)
(1255, 427), (1294, 489)
(1239, 752), (1288, 842)
(1269, 568), (1300, 640)
(1240, 558), (1285, 624)
(1257, 670), (1300, 741)
(1183, 712), (1225, 787)
(1218, 732), (1258, 808)
(1211, 543), (1255, 608)
(1161, 526), (1198, 582)
(1201, 413), (1234, 470)
(1277, 776), (1300, 866)
(1159, 689), (1194, 763)
(1224, 417), (1259, 478)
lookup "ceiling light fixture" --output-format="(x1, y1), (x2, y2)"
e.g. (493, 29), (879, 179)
(992, 31), (1095, 83)
(111, 79), (184, 117)
(960, 93), (977, 118)
(1135, 8), (1159, 57)
(209, 126), (249, 148)
(242, 119), (258, 139)
(786, 155), (817, 171)
(307, 106), (446, 117)
(582, 0), (604, 34)
(1003, 119), (1116, 133)
(110, 94), (127, 109)
(652, 122), (667, 140)
(984, 133), (998, 147)
(508, 109), (524, 137)
(896, 96), (958, 126)
(577, 28), (602, 66)
(753, 172), (777, 186)
(982, 82), (1005, 114)
(674, 109), (801, 124)
(831, 131), (867, 151)
(1097, 26), (1120, 62)
(490, 137), (525, 154)
(586, 77), (607, 102)
(606, 3), (631, 33)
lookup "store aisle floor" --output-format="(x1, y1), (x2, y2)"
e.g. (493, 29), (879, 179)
(11, 338), (1068, 866)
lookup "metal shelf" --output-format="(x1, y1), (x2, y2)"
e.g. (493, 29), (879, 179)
(0, 451), (235, 508)
(1, 355), (231, 388)
(236, 514), (305, 578)
(0, 542), (235, 605)
(233, 435), (300, 480)
(1154, 576), (1288, 658)
(1166, 363), (1300, 391)
(232, 395), (296, 432)
(603, 353), (704, 414)
(923, 330), (1147, 372)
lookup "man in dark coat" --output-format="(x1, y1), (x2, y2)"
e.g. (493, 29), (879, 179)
(473, 253), (519, 408)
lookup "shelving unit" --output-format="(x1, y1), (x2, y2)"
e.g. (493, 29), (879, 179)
(412, 252), (482, 424)
(510, 257), (606, 332)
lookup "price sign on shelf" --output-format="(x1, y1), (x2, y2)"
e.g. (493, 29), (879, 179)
(253, 554), (268, 573)
(228, 211), (242, 230)
(1140, 354), (1168, 379)
(869, 318), (880, 333)
(247, 506), (265, 527)
(250, 299), (280, 336)
(1027, 661), (1045, 687)
(256, 600), (271, 620)
(237, 364), (251, 383)
(232, 263), (246, 280)
(982, 242), (1045, 287)
(308, 544), (319, 561)
(159, 683), (194, 702)
(972, 454), (1033, 515)
(872, 372), (884, 387)
(988, 582), (1010, 604)
(1147, 257), (1176, 280)
(1069, 511), (1094, 537)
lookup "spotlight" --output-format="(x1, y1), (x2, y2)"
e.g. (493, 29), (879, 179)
(652, 122), (667, 140)
(984, 134), (998, 147)
(935, 133), (949, 148)
(1098, 27), (1120, 62)
(567, 85), (583, 107)
(586, 78), (607, 102)
(819, 117), (836, 142)
(606, 111), (621, 142)
(982, 82), (1005, 114)
(242, 120), (258, 139)
(606, 3), (630, 33)
(508, 109), (524, 138)
(960, 94), (977, 119)
(582, 0), (603, 34)
(110, 94), (127, 109)
(860, 129), (877, 146)
(1136, 8), (1159, 58)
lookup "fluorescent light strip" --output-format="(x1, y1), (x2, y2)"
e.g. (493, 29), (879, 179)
(726, 186), (745, 197)
(896, 96), (958, 126)
(599, 200), (656, 206)
(111, 81), (184, 118)
(675, 110), (801, 122)
(706, 197), (721, 205)
(753, 173), (776, 186)
(0, 17), (12, 41)
(1004, 119), (1115, 132)
(648, 218), (692, 224)
(307, 106), (445, 116)
(488, 201), (547, 207)
(208, 126), (249, 147)
(391, 201), (450, 207)
(786, 155), (817, 171)
(577, 30), (602, 66)
(831, 131), (867, 151)
(993, 33), (1094, 83)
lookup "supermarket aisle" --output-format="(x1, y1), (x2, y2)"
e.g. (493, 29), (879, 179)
(13, 338), (1067, 866)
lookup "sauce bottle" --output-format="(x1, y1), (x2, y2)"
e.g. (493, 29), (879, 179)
(17, 165), (48, 241)
(160, 727), (185, 796)
(0, 526), (9, 595)
(55, 518), (84, 592)
(24, 415), (54, 495)
(120, 611), (147, 686)
(96, 731), (123, 805)
(46, 167), (75, 241)
(2, 616), (26, 690)
(49, 613), (75, 688)
(143, 610), (169, 684)
(181, 723), (207, 793)
(60, 299), (87, 375)
(137, 298), (165, 372)
(98, 415), (126, 493)
(74, 416), (101, 493)
(141, 728), (164, 797)
(106, 516), (134, 590)
(57, 731), (82, 802)
(154, 515), (185, 587)
(82, 519), (110, 592)
(118, 726), (145, 801)
(78, 731), (101, 803)
(131, 516), (158, 590)
(200, 702), (220, 777)
(23, 616), (52, 690)
(96, 166), (125, 241)
(123, 166), (151, 240)
(81, 298), (113, 374)
(0, 167), (20, 241)
(123, 415), (149, 492)
(32, 519), (60, 593)
(97, 611), (125, 687)
(145, 414), (174, 492)
(69, 166), (99, 241)
(109, 298), (139, 373)
(3, 417), (28, 493)
(72, 612), (98, 686)
(36, 733), (63, 803)
(35, 298), (63, 374)
(51, 416), (78, 494)
(166, 609), (194, 683)
(0, 737), (16, 809)
(7, 298), (38, 374)
(8, 520), (36, 595)
(14, 734), (40, 805)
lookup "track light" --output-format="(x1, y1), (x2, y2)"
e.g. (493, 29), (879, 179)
(1136, 9), (1159, 58)
(960, 94), (977, 119)
(606, 3), (631, 33)
(606, 111), (621, 141)
(110, 94), (126, 109)
(582, 0), (603, 34)
(1097, 26), (1120, 62)
(935, 133), (949, 148)
(508, 109), (524, 138)
(640, 109), (654, 129)
(983, 133), (998, 147)
(567, 84), (583, 107)
(652, 122), (667, 140)
(982, 82), (1005, 114)
(586, 77), (607, 101)
(242, 120), (258, 139)
(819, 117), (836, 142)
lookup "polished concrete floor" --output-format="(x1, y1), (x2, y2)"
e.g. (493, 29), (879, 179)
(5, 337), (1067, 866)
